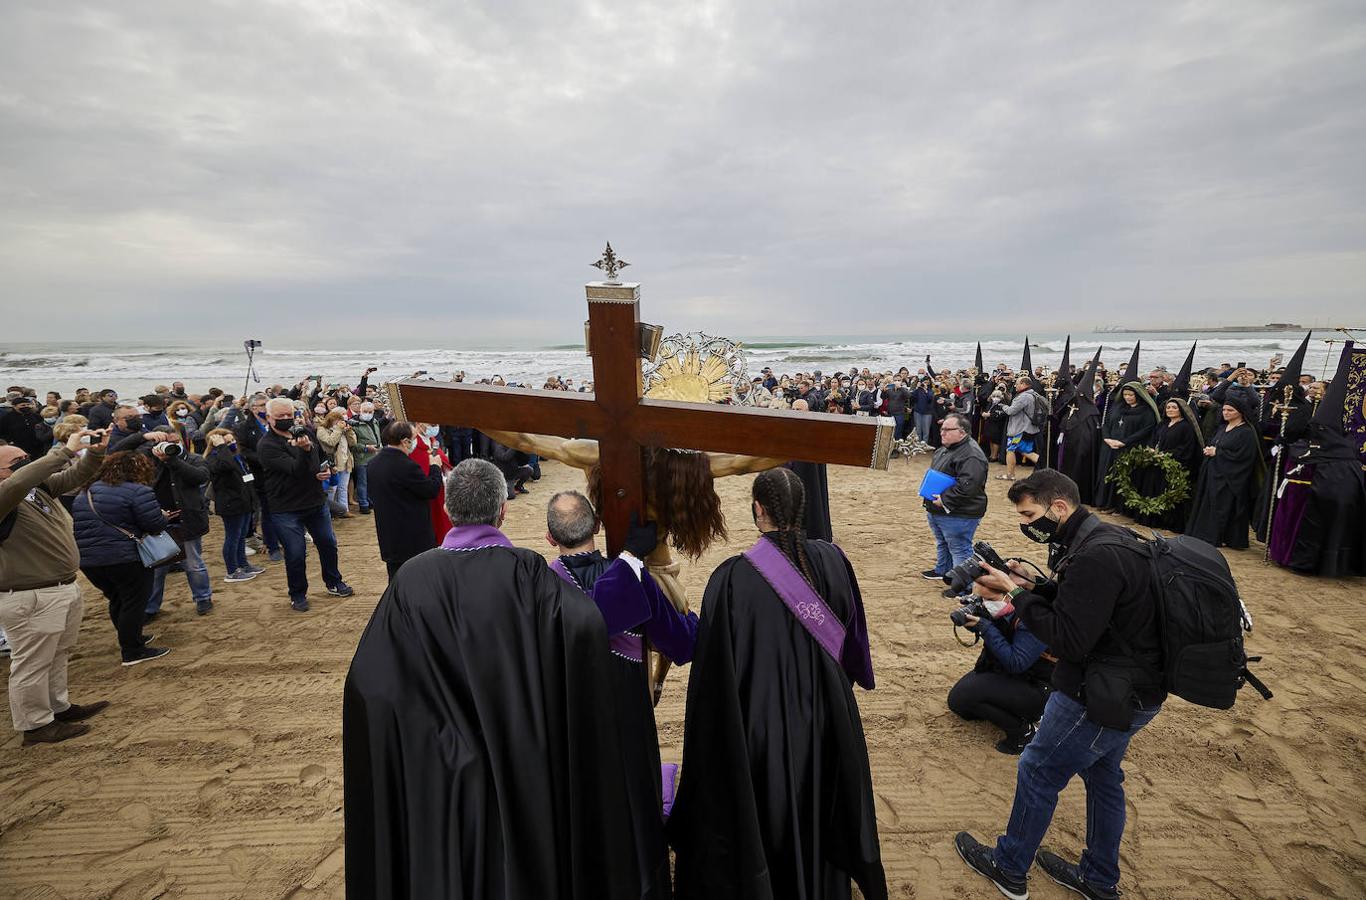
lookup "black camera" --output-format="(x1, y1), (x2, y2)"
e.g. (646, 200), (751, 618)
(949, 597), (993, 628)
(244, 339), (262, 350)
(289, 424), (311, 439)
(941, 541), (1009, 596)
(154, 441), (183, 459)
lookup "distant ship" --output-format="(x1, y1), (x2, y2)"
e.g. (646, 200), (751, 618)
(1093, 323), (1303, 334)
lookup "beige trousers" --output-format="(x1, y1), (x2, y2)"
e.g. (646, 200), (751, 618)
(0, 582), (83, 731)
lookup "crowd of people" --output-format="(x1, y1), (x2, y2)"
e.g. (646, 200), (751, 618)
(0, 338), (1361, 898)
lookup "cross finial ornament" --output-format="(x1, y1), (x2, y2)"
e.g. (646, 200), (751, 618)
(591, 242), (630, 283)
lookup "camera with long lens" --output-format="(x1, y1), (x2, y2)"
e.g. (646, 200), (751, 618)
(289, 424), (310, 439)
(941, 540), (1009, 597)
(949, 597), (993, 628)
(154, 441), (183, 459)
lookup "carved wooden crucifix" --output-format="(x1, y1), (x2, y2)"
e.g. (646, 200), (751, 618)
(386, 249), (895, 555)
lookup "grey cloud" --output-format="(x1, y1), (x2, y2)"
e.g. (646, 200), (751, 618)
(2, 0), (1364, 341)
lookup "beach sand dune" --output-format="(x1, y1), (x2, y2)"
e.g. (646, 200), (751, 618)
(2, 458), (1363, 898)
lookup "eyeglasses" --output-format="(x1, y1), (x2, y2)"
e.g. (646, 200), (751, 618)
(940, 426), (964, 433)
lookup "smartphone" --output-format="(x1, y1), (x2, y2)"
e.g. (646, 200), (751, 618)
(1236, 361), (1246, 369)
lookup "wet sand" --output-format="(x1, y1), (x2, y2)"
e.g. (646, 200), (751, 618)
(1, 457), (1363, 898)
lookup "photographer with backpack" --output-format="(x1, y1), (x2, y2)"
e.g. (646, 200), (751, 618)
(954, 468), (1164, 900)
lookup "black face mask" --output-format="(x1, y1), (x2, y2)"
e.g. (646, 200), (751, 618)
(1020, 510), (1062, 544)
(272, 418), (295, 432)
(6, 458), (30, 473)
(123, 416), (143, 431)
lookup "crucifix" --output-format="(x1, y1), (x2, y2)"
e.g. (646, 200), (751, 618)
(386, 244), (895, 693)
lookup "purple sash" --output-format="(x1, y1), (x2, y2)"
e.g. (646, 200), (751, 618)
(548, 558), (645, 663)
(440, 524), (514, 551)
(743, 537), (846, 667)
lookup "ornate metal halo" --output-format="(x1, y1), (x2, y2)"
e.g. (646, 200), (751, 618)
(644, 332), (750, 405)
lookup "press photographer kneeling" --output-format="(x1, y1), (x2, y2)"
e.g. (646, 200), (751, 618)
(946, 579), (1053, 755)
(954, 468), (1164, 900)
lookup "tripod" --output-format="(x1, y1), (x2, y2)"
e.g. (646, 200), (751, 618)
(243, 340), (262, 398)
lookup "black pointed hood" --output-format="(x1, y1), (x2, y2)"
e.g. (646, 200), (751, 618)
(1172, 341), (1198, 396)
(1020, 337), (1044, 393)
(1311, 341), (1354, 435)
(1057, 336), (1073, 386)
(1117, 341), (1142, 387)
(974, 342), (984, 373)
(1270, 331), (1312, 398)
(1076, 345), (1103, 398)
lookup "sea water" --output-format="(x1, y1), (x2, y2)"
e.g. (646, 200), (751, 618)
(2, 332), (1347, 399)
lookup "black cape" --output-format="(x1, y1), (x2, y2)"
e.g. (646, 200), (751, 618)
(786, 460), (833, 542)
(1279, 430), (1366, 576)
(1252, 399), (1312, 543)
(343, 546), (641, 899)
(1133, 418), (1202, 532)
(1186, 423), (1261, 549)
(1058, 403), (1100, 505)
(558, 551), (672, 900)
(667, 540), (886, 900)
(1095, 401), (1157, 509)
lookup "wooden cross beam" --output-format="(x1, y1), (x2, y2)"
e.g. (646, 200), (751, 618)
(387, 279), (895, 555)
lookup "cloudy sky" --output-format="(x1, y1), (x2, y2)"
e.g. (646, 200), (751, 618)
(3, 1), (1364, 343)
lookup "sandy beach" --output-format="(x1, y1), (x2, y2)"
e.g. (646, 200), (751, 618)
(1, 457), (1363, 899)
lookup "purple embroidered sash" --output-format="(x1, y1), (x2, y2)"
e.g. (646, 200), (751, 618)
(743, 537), (846, 667)
(548, 558), (645, 663)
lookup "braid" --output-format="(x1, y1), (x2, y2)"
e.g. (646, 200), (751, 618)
(754, 468), (818, 587)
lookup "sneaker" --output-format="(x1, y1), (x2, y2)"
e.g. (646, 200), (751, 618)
(223, 569), (259, 583)
(245, 535), (264, 551)
(244, 564), (266, 575)
(23, 720), (90, 746)
(55, 700), (109, 723)
(196, 601), (214, 616)
(327, 582), (354, 598)
(997, 723), (1037, 756)
(1036, 850), (1119, 900)
(122, 646), (172, 667)
(304, 532), (314, 544)
(268, 549), (284, 562)
(291, 599), (310, 612)
(358, 507), (372, 515)
(921, 569), (945, 581)
(143, 610), (160, 624)
(244, 546), (258, 556)
(955, 832), (1029, 900)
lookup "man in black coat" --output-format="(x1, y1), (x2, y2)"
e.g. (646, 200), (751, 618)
(232, 393), (282, 560)
(366, 421), (444, 580)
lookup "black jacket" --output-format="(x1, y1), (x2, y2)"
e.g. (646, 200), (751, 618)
(923, 437), (988, 519)
(205, 445), (259, 517)
(143, 450), (211, 540)
(0, 409), (49, 457)
(365, 446), (443, 563)
(1013, 508), (1166, 709)
(232, 414), (273, 485)
(258, 429), (327, 513)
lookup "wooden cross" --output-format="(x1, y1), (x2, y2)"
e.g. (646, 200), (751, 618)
(386, 259), (895, 555)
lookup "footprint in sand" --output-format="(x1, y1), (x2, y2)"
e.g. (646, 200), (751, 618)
(220, 844), (256, 880)
(299, 764), (327, 787)
(118, 802), (156, 830)
(107, 867), (174, 900)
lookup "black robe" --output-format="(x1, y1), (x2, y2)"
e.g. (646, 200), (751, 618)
(667, 540), (886, 900)
(1275, 431), (1366, 576)
(1252, 400), (1312, 543)
(1058, 403), (1100, 505)
(343, 546), (641, 899)
(786, 460), (833, 542)
(1094, 402), (1157, 509)
(1186, 423), (1260, 549)
(1133, 418), (1202, 532)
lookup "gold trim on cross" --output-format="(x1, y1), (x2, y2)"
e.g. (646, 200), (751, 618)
(591, 242), (630, 283)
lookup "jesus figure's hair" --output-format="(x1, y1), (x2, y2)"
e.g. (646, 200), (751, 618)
(587, 447), (726, 560)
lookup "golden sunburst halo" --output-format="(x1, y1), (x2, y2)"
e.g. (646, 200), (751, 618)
(644, 333), (750, 404)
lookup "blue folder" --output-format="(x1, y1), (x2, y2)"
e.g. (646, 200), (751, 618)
(918, 468), (957, 500)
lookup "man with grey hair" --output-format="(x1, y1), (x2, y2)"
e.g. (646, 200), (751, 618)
(543, 489), (698, 899)
(344, 458), (647, 898)
(921, 411), (989, 587)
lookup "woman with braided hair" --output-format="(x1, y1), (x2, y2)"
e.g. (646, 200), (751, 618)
(668, 468), (887, 900)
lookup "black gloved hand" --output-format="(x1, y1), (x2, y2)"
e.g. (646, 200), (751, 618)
(623, 513), (658, 559)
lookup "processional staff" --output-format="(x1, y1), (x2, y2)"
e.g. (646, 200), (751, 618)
(1263, 383), (1295, 563)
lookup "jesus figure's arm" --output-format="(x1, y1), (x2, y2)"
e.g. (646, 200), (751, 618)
(481, 429), (600, 470)
(706, 452), (787, 478)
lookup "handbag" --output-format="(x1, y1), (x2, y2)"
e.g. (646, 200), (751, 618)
(85, 488), (186, 569)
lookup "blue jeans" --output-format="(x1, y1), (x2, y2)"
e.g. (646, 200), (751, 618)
(994, 691), (1162, 890)
(927, 513), (980, 576)
(329, 470), (350, 509)
(221, 513), (252, 572)
(253, 489), (280, 553)
(147, 536), (212, 614)
(914, 411), (933, 441)
(892, 413), (907, 440)
(271, 504), (343, 604)
(352, 461), (371, 510)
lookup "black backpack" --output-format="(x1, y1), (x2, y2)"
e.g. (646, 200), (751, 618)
(1083, 524), (1272, 709)
(1027, 392), (1049, 431)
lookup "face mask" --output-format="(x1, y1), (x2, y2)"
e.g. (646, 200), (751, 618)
(44, 416), (58, 425)
(124, 416), (143, 431)
(425, 426), (439, 438)
(6, 458), (30, 473)
(255, 410), (267, 420)
(983, 598), (1015, 619)
(314, 407), (327, 416)
(359, 413), (373, 422)
(227, 442), (238, 452)
(339, 392), (350, 400)
(1020, 509), (1061, 544)
(272, 418), (295, 432)
(136, 406), (148, 415)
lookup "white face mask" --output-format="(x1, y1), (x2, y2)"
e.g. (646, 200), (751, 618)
(136, 406), (148, 415)
(425, 426), (439, 438)
(359, 413), (373, 422)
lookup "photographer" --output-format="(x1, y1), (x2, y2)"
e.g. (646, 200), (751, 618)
(258, 398), (353, 612)
(139, 423), (214, 618)
(921, 413), (988, 585)
(205, 428), (262, 583)
(233, 393), (283, 561)
(955, 469), (1164, 900)
(947, 601), (1052, 754)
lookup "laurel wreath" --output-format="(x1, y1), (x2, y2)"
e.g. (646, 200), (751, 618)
(1105, 445), (1192, 515)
